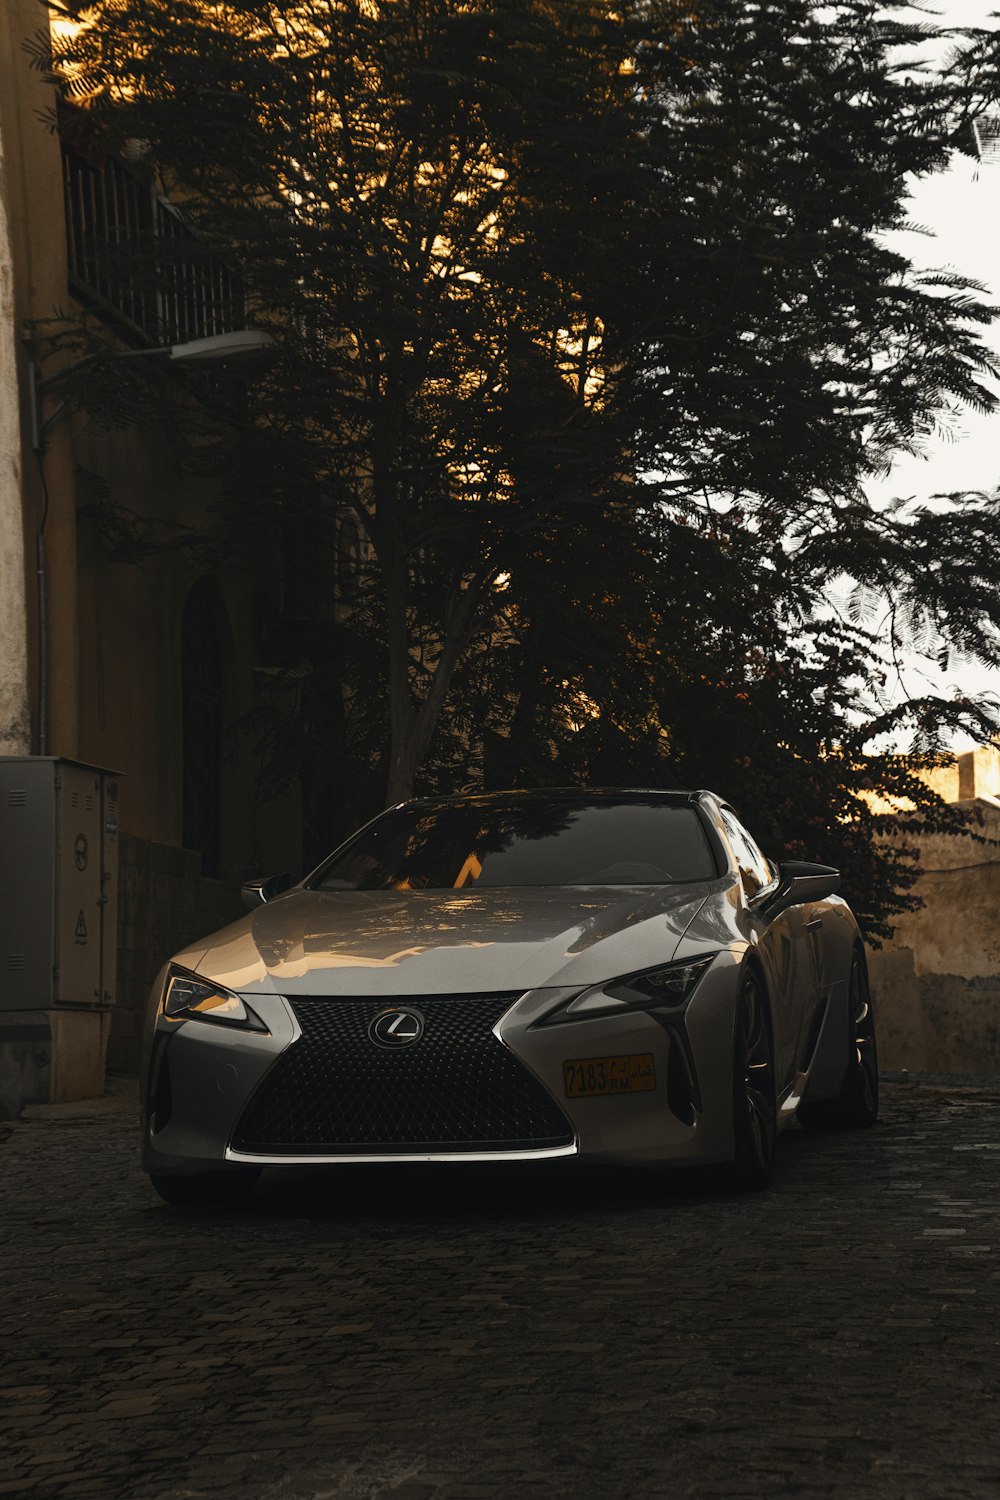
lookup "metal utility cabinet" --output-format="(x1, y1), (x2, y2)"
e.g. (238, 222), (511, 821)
(0, 758), (120, 1116)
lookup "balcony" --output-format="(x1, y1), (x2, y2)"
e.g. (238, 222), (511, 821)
(62, 140), (243, 347)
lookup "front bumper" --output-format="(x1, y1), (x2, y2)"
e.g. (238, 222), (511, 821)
(142, 955), (743, 1176)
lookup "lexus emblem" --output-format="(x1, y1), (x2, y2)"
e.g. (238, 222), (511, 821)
(369, 1008), (425, 1048)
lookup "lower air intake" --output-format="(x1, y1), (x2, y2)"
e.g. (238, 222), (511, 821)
(232, 994), (574, 1154)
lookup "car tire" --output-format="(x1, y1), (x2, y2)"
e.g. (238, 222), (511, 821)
(149, 1168), (262, 1207)
(728, 969), (776, 1190)
(798, 953), (878, 1131)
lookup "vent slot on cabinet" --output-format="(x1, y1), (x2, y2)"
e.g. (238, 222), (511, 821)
(7, 789), (27, 807)
(6, 954), (26, 970)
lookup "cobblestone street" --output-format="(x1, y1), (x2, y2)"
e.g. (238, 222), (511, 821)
(3, 1080), (1000, 1500)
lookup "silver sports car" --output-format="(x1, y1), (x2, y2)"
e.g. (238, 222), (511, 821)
(142, 788), (877, 1204)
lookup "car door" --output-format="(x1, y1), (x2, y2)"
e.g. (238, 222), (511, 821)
(718, 806), (820, 1093)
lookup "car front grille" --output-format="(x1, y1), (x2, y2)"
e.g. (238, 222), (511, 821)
(232, 993), (575, 1154)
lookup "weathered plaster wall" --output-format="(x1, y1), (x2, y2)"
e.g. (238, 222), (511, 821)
(71, 442), (300, 881)
(870, 795), (1000, 1075)
(871, 946), (1000, 1075)
(0, 21), (33, 755)
(1, 0), (83, 761)
(0, 1015), (49, 1120)
(0, 11), (306, 1110)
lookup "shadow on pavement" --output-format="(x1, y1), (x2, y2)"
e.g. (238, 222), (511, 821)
(150, 1154), (793, 1225)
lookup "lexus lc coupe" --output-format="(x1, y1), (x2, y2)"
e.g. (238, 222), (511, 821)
(142, 788), (877, 1204)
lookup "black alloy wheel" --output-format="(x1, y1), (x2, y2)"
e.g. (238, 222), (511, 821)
(149, 1168), (262, 1207)
(729, 969), (777, 1189)
(798, 952), (878, 1131)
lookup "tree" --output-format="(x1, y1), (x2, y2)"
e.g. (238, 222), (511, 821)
(40, 0), (1000, 934)
(45, 0), (647, 803)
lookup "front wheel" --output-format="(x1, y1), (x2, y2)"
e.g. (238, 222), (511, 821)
(728, 969), (776, 1190)
(149, 1168), (262, 1207)
(798, 953), (878, 1131)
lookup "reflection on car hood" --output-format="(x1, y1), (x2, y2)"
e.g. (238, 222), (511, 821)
(182, 884), (717, 997)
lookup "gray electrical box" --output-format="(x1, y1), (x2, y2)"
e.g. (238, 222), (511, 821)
(0, 758), (120, 1010)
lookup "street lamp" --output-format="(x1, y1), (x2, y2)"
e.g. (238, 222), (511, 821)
(27, 327), (274, 752)
(28, 327), (275, 453)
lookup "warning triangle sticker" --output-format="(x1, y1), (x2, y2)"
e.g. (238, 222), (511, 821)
(74, 910), (88, 943)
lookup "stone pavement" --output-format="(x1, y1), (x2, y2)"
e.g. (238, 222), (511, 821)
(2, 1079), (1000, 1500)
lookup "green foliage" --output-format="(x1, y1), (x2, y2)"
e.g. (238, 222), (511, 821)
(38, 0), (1000, 935)
(629, 2), (999, 505)
(452, 501), (998, 943)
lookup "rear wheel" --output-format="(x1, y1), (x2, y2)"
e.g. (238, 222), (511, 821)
(149, 1168), (261, 1207)
(798, 953), (878, 1131)
(728, 969), (776, 1190)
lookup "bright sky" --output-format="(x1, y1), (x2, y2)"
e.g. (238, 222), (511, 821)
(876, 154), (999, 499)
(862, 1), (1000, 740)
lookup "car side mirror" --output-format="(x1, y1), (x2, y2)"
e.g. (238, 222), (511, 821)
(241, 871), (293, 909)
(761, 860), (840, 919)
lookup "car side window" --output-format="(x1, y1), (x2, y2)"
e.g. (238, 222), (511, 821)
(719, 808), (776, 899)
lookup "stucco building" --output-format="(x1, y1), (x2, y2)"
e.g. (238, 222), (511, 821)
(870, 745), (1000, 1076)
(0, 4), (302, 1116)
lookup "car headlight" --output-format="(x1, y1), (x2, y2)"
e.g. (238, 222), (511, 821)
(162, 967), (268, 1032)
(544, 954), (717, 1024)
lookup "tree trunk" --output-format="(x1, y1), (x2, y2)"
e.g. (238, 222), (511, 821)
(382, 570), (493, 805)
(384, 734), (420, 806)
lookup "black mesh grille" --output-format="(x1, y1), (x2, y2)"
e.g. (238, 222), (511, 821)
(232, 994), (574, 1154)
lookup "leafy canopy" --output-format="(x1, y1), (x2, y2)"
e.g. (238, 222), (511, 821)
(40, 0), (1000, 935)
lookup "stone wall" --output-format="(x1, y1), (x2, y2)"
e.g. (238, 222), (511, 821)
(869, 795), (1000, 1075)
(871, 946), (1000, 1075)
(111, 832), (244, 1074)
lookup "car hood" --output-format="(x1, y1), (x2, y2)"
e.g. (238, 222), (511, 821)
(177, 884), (719, 998)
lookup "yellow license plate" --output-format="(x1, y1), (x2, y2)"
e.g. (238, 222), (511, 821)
(563, 1053), (656, 1099)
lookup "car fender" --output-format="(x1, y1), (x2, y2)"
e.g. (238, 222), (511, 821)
(800, 896), (863, 1102)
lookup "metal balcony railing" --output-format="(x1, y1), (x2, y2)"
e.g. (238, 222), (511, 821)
(62, 141), (244, 346)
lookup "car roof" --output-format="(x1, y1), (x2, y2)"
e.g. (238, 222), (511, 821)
(399, 787), (707, 809)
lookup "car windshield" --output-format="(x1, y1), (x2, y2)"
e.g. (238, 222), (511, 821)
(312, 797), (718, 891)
